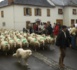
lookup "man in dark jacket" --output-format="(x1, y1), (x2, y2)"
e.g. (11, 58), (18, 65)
(46, 23), (53, 35)
(56, 25), (71, 68)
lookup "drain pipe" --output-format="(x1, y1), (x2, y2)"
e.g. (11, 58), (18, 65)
(13, 5), (15, 29)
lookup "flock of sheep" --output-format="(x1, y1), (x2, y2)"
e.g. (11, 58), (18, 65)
(0, 29), (54, 55)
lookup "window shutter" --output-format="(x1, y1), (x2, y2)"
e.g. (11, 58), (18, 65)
(8, 0), (14, 5)
(1, 11), (4, 17)
(58, 9), (63, 14)
(47, 9), (50, 16)
(34, 8), (37, 16)
(30, 8), (32, 16)
(73, 9), (76, 15)
(24, 8), (26, 16)
(26, 21), (30, 29)
(76, 19), (77, 23)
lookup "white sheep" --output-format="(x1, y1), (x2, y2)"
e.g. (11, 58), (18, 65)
(36, 35), (45, 46)
(15, 33), (29, 48)
(28, 36), (40, 51)
(45, 36), (54, 44)
(21, 37), (29, 48)
(0, 39), (10, 51)
(7, 36), (16, 49)
(13, 35), (22, 48)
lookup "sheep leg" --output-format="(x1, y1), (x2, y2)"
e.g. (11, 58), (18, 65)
(43, 47), (44, 50)
(35, 49), (36, 51)
(27, 43), (29, 48)
(19, 43), (22, 48)
(14, 43), (16, 48)
(34, 46), (37, 51)
(8, 45), (10, 50)
(5, 53), (7, 56)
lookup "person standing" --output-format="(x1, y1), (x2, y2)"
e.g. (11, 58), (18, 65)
(33, 23), (38, 33)
(53, 23), (60, 42)
(56, 25), (71, 68)
(28, 23), (33, 34)
(70, 25), (77, 49)
(53, 23), (59, 37)
(23, 28), (26, 33)
(46, 22), (53, 35)
(38, 23), (44, 34)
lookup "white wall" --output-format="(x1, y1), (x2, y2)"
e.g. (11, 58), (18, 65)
(0, 5), (63, 30)
(14, 5), (63, 30)
(68, 7), (77, 25)
(64, 7), (77, 26)
(14, 5), (52, 30)
(51, 6), (63, 25)
(63, 7), (70, 26)
(0, 5), (77, 30)
(0, 5), (14, 29)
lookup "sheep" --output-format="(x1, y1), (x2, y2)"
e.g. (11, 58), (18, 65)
(13, 48), (32, 66)
(0, 29), (55, 52)
(13, 35), (22, 48)
(0, 39), (10, 52)
(15, 33), (29, 48)
(21, 38), (29, 48)
(6, 36), (16, 49)
(28, 36), (40, 51)
(16, 33), (23, 39)
(45, 36), (54, 44)
(0, 35), (5, 40)
(36, 35), (45, 46)
(36, 37), (45, 46)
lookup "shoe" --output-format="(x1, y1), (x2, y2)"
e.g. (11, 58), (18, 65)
(59, 64), (64, 68)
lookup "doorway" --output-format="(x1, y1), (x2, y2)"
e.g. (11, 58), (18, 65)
(56, 19), (63, 25)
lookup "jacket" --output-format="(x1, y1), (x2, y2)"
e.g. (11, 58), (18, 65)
(56, 30), (71, 48)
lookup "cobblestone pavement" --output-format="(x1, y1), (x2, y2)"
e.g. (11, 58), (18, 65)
(0, 46), (77, 70)
(0, 56), (53, 70)
(37, 45), (77, 70)
(33, 51), (75, 70)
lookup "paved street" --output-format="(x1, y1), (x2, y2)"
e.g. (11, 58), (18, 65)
(0, 56), (54, 70)
(38, 45), (77, 70)
(0, 45), (77, 70)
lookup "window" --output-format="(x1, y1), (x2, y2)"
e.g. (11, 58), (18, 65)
(24, 8), (26, 16)
(73, 9), (76, 15)
(71, 19), (75, 25)
(56, 19), (63, 25)
(24, 8), (32, 16)
(1, 11), (4, 17)
(47, 9), (50, 16)
(35, 8), (41, 16)
(58, 9), (63, 14)
(2, 22), (6, 27)
(76, 19), (77, 23)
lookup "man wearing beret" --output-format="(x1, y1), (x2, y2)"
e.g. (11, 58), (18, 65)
(56, 25), (71, 68)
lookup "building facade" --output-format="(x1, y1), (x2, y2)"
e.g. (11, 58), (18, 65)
(0, 0), (77, 30)
(51, 0), (77, 26)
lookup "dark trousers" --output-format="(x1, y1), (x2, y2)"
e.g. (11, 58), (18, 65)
(59, 47), (66, 67)
(71, 35), (76, 48)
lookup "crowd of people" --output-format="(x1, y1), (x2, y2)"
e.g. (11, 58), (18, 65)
(23, 22), (77, 68)
(24, 22), (53, 35)
(23, 22), (77, 49)
(54, 24), (77, 68)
